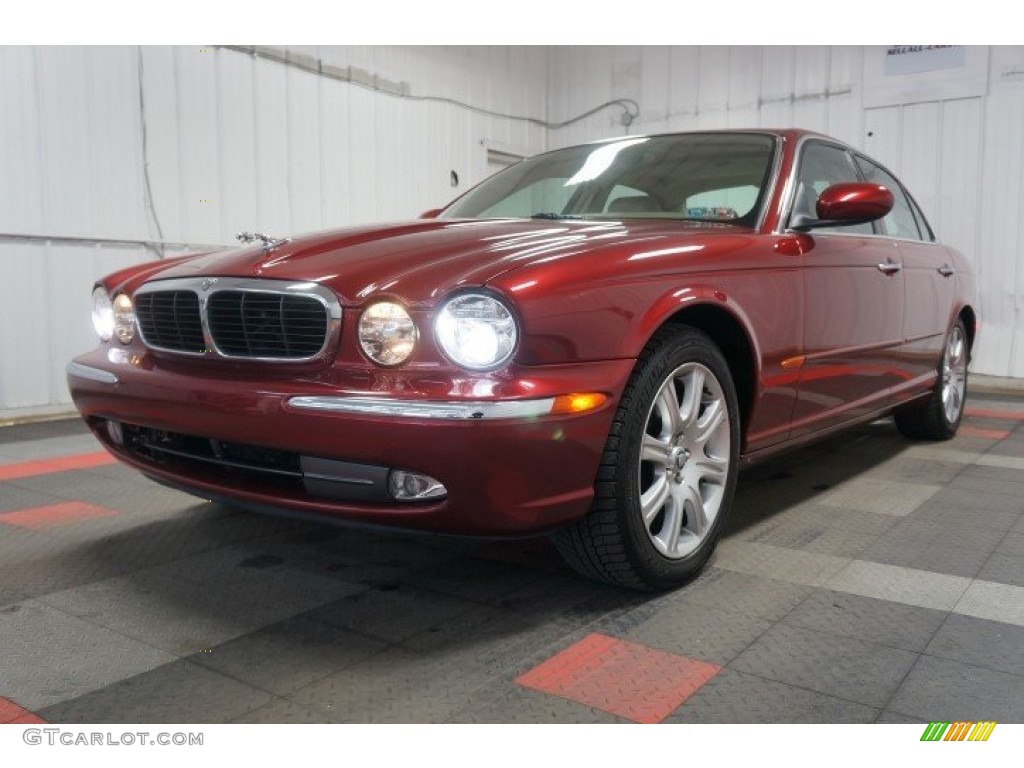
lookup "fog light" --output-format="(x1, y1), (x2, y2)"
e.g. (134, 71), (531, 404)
(388, 470), (447, 501)
(106, 419), (124, 446)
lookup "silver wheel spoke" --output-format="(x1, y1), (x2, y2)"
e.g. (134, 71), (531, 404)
(661, 499), (684, 553)
(695, 453), (728, 484)
(683, 483), (708, 537)
(693, 399), (725, 445)
(679, 368), (705, 430)
(940, 326), (967, 423)
(641, 433), (671, 464)
(641, 474), (670, 526)
(656, 381), (683, 436)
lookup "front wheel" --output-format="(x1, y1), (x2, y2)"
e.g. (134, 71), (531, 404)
(894, 317), (969, 440)
(553, 325), (740, 591)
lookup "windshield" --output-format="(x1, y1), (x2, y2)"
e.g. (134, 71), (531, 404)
(442, 133), (777, 227)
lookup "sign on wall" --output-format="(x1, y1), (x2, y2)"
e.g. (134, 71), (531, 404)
(864, 45), (989, 107)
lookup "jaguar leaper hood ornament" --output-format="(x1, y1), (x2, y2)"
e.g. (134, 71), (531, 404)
(236, 231), (290, 252)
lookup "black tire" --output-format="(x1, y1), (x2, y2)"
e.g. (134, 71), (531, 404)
(894, 317), (969, 441)
(553, 325), (741, 591)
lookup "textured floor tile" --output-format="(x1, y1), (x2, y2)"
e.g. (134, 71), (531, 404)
(740, 518), (879, 558)
(881, 516), (1008, 552)
(39, 550), (364, 655)
(824, 560), (970, 611)
(996, 531), (1024, 557)
(887, 655), (1024, 722)
(730, 623), (919, 708)
(903, 446), (981, 464)
(0, 433), (101, 462)
(0, 484), (61, 514)
(670, 568), (814, 621)
(925, 613), (1024, 676)
(0, 501), (119, 530)
(958, 426), (1010, 439)
(712, 540), (850, 588)
(446, 684), (624, 724)
(867, 462), (966, 487)
(953, 580), (1024, 627)
(516, 633), (721, 724)
(0, 696), (47, 724)
(0, 600), (176, 710)
(229, 699), (330, 723)
(39, 659), (274, 723)
(302, 584), (478, 644)
(875, 709), (926, 723)
(977, 553), (1024, 588)
(857, 537), (991, 579)
(666, 669), (878, 723)
(916, 488), (1024, 517)
(819, 478), (941, 516)
(401, 557), (544, 604)
(189, 616), (387, 695)
(975, 453), (1024, 471)
(288, 647), (492, 723)
(783, 590), (947, 652)
(948, 475), (1024, 498)
(608, 601), (771, 666)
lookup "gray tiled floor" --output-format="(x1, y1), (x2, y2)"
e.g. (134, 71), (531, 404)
(3, 396), (1024, 723)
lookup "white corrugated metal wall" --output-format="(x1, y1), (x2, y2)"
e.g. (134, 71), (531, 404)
(0, 45), (550, 418)
(547, 45), (1024, 379)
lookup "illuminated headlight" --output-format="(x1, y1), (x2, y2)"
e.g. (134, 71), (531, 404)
(91, 287), (114, 342)
(113, 294), (135, 344)
(358, 301), (418, 366)
(435, 293), (518, 370)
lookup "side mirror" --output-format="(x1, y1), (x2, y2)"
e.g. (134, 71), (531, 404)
(790, 183), (894, 231)
(419, 208), (444, 219)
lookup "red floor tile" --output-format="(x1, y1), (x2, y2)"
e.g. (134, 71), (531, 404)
(0, 501), (119, 530)
(0, 697), (46, 724)
(516, 633), (721, 723)
(0, 450), (116, 482)
(965, 407), (1024, 421)
(959, 425), (1011, 439)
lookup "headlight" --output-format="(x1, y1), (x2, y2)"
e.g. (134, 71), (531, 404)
(92, 287), (114, 341)
(113, 294), (135, 344)
(358, 301), (418, 366)
(435, 293), (518, 370)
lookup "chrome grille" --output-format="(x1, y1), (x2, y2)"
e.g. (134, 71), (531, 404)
(135, 291), (205, 353)
(207, 292), (328, 358)
(133, 278), (341, 362)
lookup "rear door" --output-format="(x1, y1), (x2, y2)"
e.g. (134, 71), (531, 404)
(789, 141), (905, 438)
(854, 155), (954, 399)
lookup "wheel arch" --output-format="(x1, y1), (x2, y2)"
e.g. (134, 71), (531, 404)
(957, 304), (978, 357)
(648, 299), (759, 439)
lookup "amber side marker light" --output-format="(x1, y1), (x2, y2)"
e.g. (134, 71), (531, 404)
(550, 392), (608, 415)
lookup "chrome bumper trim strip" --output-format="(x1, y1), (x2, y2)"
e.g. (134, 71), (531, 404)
(66, 361), (119, 385)
(287, 395), (556, 420)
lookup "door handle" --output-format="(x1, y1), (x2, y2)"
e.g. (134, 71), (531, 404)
(877, 260), (902, 275)
(938, 264), (955, 277)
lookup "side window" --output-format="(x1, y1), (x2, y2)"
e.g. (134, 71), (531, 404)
(792, 143), (873, 234)
(907, 194), (936, 242)
(854, 157), (922, 241)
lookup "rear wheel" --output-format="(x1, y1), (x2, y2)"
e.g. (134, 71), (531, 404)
(894, 317), (969, 440)
(553, 325), (740, 591)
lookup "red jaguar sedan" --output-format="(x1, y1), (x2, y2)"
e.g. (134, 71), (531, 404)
(67, 129), (977, 590)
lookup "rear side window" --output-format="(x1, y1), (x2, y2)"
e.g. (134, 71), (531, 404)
(791, 143), (873, 235)
(854, 157), (923, 241)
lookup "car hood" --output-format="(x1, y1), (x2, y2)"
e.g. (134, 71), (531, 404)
(129, 218), (753, 306)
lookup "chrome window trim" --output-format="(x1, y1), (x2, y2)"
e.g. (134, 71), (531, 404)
(133, 277), (342, 363)
(287, 395), (557, 420)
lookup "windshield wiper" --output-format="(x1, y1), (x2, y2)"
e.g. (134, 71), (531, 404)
(530, 213), (584, 220)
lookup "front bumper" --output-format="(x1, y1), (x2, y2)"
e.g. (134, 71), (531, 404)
(66, 349), (634, 535)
